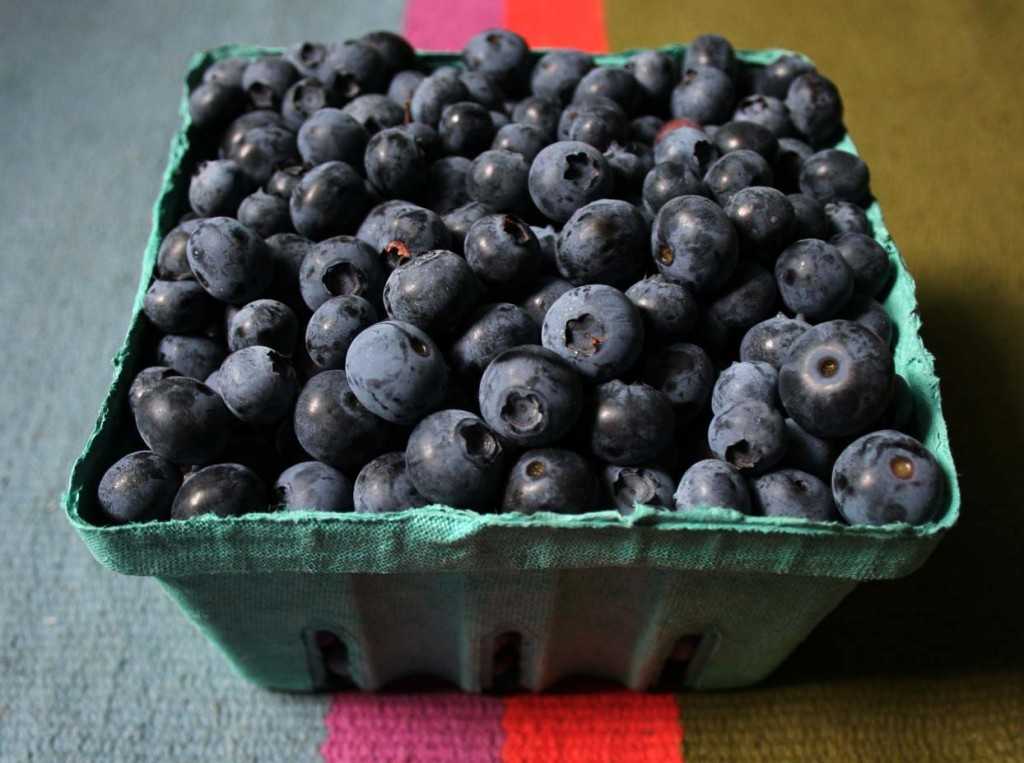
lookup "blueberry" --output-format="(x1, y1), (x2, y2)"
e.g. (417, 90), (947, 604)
(832, 430), (944, 525)
(831, 232), (890, 297)
(800, 149), (870, 206)
(383, 250), (481, 333)
(188, 159), (254, 217)
(220, 110), (288, 158)
(787, 192), (830, 239)
(713, 120), (779, 162)
(171, 463), (268, 519)
(236, 190), (292, 239)
(284, 42), (331, 80)
(129, 367), (179, 412)
(531, 50), (594, 103)
(589, 381), (673, 465)
(755, 54), (816, 99)
(410, 69), (470, 125)
(556, 200), (648, 288)
(624, 50), (679, 114)
(703, 149), (774, 204)
(274, 461), (354, 512)
(685, 33), (735, 72)
(439, 101), (496, 157)
(341, 93), (405, 135)
(651, 194), (739, 294)
(97, 451), (181, 524)
(652, 125), (718, 173)
(265, 165), (305, 200)
(294, 370), (391, 469)
(466, 150), (530, 212)
(519, 276), (573, 326)
(157, 220), (201, 281)
(297, 108), (368, 167)
(281, 77), (340, 129)
(785, 72), (844, 147)
(724, 185), (795, 255)
(305, 295), (378, 370)
(774, 137), (814, 193)
(739, 313), (811, 369)
(671, 66), (735, 125)
(603, 465), (675, 514)
(541, 285), (643, 381)
(712, 361), (779, 415)
(875, 373), (915, 432)
(459, 70), (506, 110)
(512, 95), (563, 139)
(779, 319), (894, 438)
(825, 201), (871, 236)
(357, 199), (419, 251)
(425, 156), (472, 214)
(604, 141), (652, 196)
(492, 123), (548, 162)
(265, 232), (312, 299)
(462, 215), (539, 290)
(573, 67), (639, 113)
(228, 299), (298, 356)
(503, 449), (596, 514)
(377, 205), (452, 267)
(642, 342), (714, 420)
(630, 115), (665, 144)
(463, 29), (530, 91)
(775, 238), (854, 321)
(566, 102), (629, 151)
(528, 141), (614, 224)
(642, 162), (708, 215)
(844, 294), (893, 346)
(531, 224), (560, 272)
(227, 124), (300, 185)
(133, 377), (232, 464)
(360, 31), (416, 76)
(325, 40), (387, 99)
(752, 469), (837, 520)
(406, 409), (507, 507)
(708, 399), (787, 474)
(442, 202), (491, 255)
(783, 418), (837, 481)
(242, 56), (299, 109)
(479, 345), (583, 446)
(203, 57), (249, 88)
(353, 452), (429, 513)
(156, 335), (226, 380)
(218, 346), (297, 425)
(364, 126), (428, 199)
(345, 320), (448, 425)
(299, 235), (384, 311)
(674, 458), (751, 512)
(188, 80), (244, 130)
(625, 275), (698, 341)
(388, 70), (426, 106)
(732, 95), (792, 138)
(290, 162), (371, 241)
(451, 303), (538, 376)
(144, 279), (217, 334)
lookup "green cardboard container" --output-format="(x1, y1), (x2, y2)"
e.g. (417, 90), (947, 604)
(64, 44), (960, 692)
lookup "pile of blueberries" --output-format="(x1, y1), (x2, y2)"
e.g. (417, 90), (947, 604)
(97, 29), (946, 529)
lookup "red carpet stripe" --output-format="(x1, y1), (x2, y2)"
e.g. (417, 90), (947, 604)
(402, 0), (504, 50)
(501, 692), (684, 762)
(321, 693), (506, 762)
(504, 0), (609, 52)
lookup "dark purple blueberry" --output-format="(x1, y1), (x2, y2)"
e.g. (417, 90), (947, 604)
(188, 80), (244, 130)
(825, 201), (872, 236)
(342, 93), (405, 136)
(364, 126), (428, 200)
(459, 70), (506, 110)
(265, 232), (312, 299)
(440, 202), (489, 256)
(290, 162), (371, 241)
(783, 418), (838, 481)
(242, 56), (299, 109)
(786, 72), (844, 148)
(712, 361), (779, 415)
(188, 159), (254, 217)
(779, 319), (894, 438)
(157, 220), (201, 281)
(406, 409), (507, 507)
(713, 120), (779, 161)
(531, 50), (594, 103)
(171, 463), (268, 519)
(143, 279), (217, 334)
(775, 238), (854, 321)
(651, 194), (739, 294)
(674, 458), (751, 512)
(305, 295), (378, 370)
(573, 67), (639, 113)
(265, 165), (305, 200)
(624, 50), (679, 114)
(383, 250), (481, 333)
(832, 430), (944, 525)
(625, 275), (699, 341)
(284, 42), (331, 80)
(703, 149), (774, 205)
(556, 200), (648, 288)
(129, 367), (179, 412)
(831, 232), (891, 297)
(376, 205), (452, 267)
(844, 294), (893, 346)
(774, 137), (814, 193)
(410, 69), (470, 125)
(671, 66), (735, 125)
(281, 77), (339, 129)
(732, 95), (792, 137)
(360, 30), (416, 75)
(502, 449), (597, 514)
(237, 190), (292, 238)
(220, 110), (287, 158)
(451, 303), (538, 376)
(707, 260), (780, 352)
(353, 452), (429, 513)
(788, 192), (830, 239)
(356, 200), (418, 251)
(642, 342), (714, 421)
(439, 101), (496, 157)
(642, 162), (708, 215)
(755, 54), (816, 99)
(479, 345), (583, 447)
(589, 381), (674, 465)
(604, 141), (652, 196)
(228, 299), (298, 356)
(217, 346), (297, 425)
(274, 461), (353, 512)
(800, 149), (870, 205)
(652, 125), (718, 174)
(228, 125), (300, 185)
(492, 123), (548, 162)
(739, 313), (811, 369)
(752, 469), (838, 521)
(466, 150), (530, 212)
(325, 40), (387, 99)
(388, 69), (426, 106)
(723, 185), (795, 256)
(566, 102), (629, 151)
(708, 399), (787, 474)
(528, 141), (614, 224)
(133, 377), (232, 465)
(512, 95), (563, 139)
(463, 29), (530, 91)
(97, 451), (181, 524)
(426, 156), (472, 214)
(297, 108), (368, 167)
(519, 276), (573, 326)
(685, 34), (735, 73)
(298, 235), (385, 311)
(603, 465), (675, 514)
(203, 57), (248, 87)
(630, 115), (665, 144)
(156, 335), (226, 381)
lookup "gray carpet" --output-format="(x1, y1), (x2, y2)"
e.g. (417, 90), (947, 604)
(0, 2), (404, 760)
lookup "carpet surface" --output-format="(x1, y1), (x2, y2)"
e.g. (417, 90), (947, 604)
(1, 0), (1022, 761)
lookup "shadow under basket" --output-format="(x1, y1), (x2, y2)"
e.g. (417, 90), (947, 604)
(63, 43), (959, 692)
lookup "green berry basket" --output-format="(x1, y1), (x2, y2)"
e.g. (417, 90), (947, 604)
(63, 43), (959, 692)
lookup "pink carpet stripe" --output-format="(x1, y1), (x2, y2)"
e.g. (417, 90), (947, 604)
(402, 0), (504, 50)
(321, 693), (505, 763)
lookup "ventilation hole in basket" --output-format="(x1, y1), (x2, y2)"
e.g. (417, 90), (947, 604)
(492, 631), (523, 693)
(310, 629), (353, 690)
(655, 634), (702, 691)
